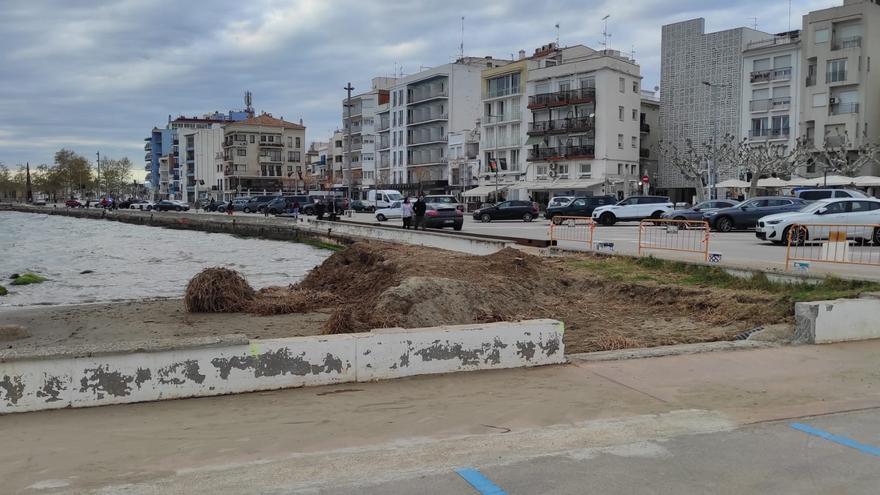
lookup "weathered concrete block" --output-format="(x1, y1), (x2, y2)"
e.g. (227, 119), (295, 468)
(356, 319), (565, 381)
(794, 298), (880, 344)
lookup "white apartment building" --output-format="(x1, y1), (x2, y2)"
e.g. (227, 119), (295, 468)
(447, 129), (480, 195)
(376, 102), (391, 186)
(516, 45), (642, 204)
(799, 0), (880, 176)
(660, 19), (770, 201)
(387, 57), (509, 195)
(176, 124), (225, 203)
(740, 31), (802, 169)
(341, 77), (396, 191)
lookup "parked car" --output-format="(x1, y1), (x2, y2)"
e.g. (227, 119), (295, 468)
(375, 201), (402, 221)
(423, 195), (464, 211)
(216, 197), (250, 213)
(127, 200), (154, 211)
(591, 196), (674, 226)
(794, 188), (867, 202)
(366, 189), (403, 209)
(548, 196), (575, 208)
(756, 198), (880, 244)
(302, 196), (348, 215)
(545, 196), (616, 223)
(349, 199), (374, 212)
(661, 200), (739, 222)
(241, 195), (278, 213)
(703, 196), (806, 232)
(32, 198), (47, 206)
(65, 199), (83, 208)
(424, 204), (463, 230)
(154, 200), (190, 212)
(472, 200), (540, 222)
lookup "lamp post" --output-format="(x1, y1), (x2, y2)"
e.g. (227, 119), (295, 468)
(702, 80), (728, 200)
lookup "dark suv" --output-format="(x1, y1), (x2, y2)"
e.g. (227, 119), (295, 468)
(703, 196), (806, 232)
(545, 195), (616, 223)
(265, 195), (310, 214)
(243, 195), (279, 213)
(473, 200), (540, 222)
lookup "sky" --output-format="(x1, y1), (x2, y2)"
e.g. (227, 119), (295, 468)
(1, 0), (833, 176)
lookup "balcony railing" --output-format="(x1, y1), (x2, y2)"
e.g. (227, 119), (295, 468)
(830, 102), (859, 115)
(408, 112), (448, 125)
(749, 127), (789, 139)
(826, 71), (847, 83)
(527, 145), (595, 161)
(750, 67), (792, 83)
(377, 120), (390, 131)
(259, 141), (283, 147)
(528, 88), (596, 109)
(749, 97), (791, 112)
(484, 112), (522, 124)
(832, 36), (861, 50)
(527, 118), (594, 135)
(408, 89), (448, 104)
(409, 135), (448, 146)
(484, 87), (520, 99)
(640, 122), (651, 133)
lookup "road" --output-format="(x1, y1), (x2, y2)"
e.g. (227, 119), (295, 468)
(3, 341), (880, 494)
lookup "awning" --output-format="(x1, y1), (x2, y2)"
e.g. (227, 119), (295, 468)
(461, 184), (509, 197)
(853, 176), (880, 187)
(511, 179), (604, 191)
(712, 179), (750, 189)
(756, 177), (789, 188)
(525, 135), (544, 146)
(787, 175), (856, 187)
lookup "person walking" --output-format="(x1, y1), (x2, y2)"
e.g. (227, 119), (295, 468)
(226, 199), (234, 216)
(401, 197), (414, 229)
(292, 200), (300, 220)
(413, 195), (427, 230)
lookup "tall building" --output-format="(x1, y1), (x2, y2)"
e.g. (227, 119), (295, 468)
(341, 77), (396, 192)
(640, 89), (661, 191)
(514, 44), (643, 204)
(659, 19), (769, 201)
(221, 113), (306, 199)
(387, 57), (509, 195)
(799, 0), (880, 176)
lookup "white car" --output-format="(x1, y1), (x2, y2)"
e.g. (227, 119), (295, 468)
(591, 196), (674, 226)
(375, 201), (402, 221)
(548, 196), (575, 208)
(129, 200), (155, 211)
(756, 198), (880, 245)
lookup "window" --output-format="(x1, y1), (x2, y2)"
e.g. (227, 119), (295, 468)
(536, 164), (548, 178)
(579, 76), (595, 89)
(631, 136), (637, 148)
(771, 115), (790, 135)
(751, 118), (769, 137)
(250, 135), (255, 143)
(335, 140), (342, 147)
(557, 163), (569, 178)
(287, 137), (293, 147)
(579, 163), (591, 177)
(619, 77), (625, 93)
(632, 109), (638, 121)
(295, 137), (301, 148)
(633, 81), (638, 93)
(815, 28), (830, 44)
(617, 163), (623, 175)
(774, 55), (791, 69)
(236, 148), (246, 156)
(288, 151), (301, 162)
(827, 59), (847, 82)
(618, 106), (624, 121)
(618, 134), (624, 149)
(392, 92), (397, 106)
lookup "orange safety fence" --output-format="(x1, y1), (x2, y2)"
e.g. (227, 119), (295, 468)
(638, 219), (711, 261)
(785, 223), (880, 269)
(548, 216), (595, 247)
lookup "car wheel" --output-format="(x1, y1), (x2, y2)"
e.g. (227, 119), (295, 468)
(146, 206), (152, 211)
(522, 212), (534, 222)
(782, 225), (808, 246)
(551, 216), (562, 225)
(599, 212), (615, 226)
(175, 206), (182, 211)
(650, 210), (664, 219)
(872, 227), (880, 245)
(715, 216), (734, 232)
(217, 207), (225, 213)
(480, 213), (492, 223)
(453, 224), (463, 231)
(243, 207), (252, 213)
(376, 214), (386, 221)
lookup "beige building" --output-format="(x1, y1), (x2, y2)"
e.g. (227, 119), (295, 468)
(799, 0), (880, 176)
(640, 89), (660, 192)
(221, 113), (306, 198)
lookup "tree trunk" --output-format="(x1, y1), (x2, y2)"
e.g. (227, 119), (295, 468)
(693, 178), (707, 203)
(749, 175), (760, 199)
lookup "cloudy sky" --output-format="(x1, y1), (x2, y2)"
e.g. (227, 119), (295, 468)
(2, 0), (831, 175)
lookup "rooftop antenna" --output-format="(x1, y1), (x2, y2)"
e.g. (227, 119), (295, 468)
(555, 22), (560, 47)
(630, 44), (636, 61)
(459, 16), (465, 60)
(244, 91), (254, 117)
(601, 15), (611, 51)
(749, 17), (758, 30)
(788, 0), (792, 32)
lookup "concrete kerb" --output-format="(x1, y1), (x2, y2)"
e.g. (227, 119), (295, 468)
(0, 319), (564, 414)
(794, 296), (880, 344)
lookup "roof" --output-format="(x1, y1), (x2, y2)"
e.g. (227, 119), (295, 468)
(229, 113), (305, 130)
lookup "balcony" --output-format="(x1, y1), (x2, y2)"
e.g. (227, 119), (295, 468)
(527, 145), (595, 161)
(749, 97), (791, 112)
(259, 156), (282, 163)
(527, 117), (594, 135)
(528, 88), (595, 109)
(826, 71), (847, 84)
(640, 122), (651, 134)
(749, 127), (789, 139)
(484, 112), (522, 124)
(830, 102), (859, 115)
(144, 164), (152, 172)
(832, 36), (861, 50)
(144, 143), (151, 152)
(408, 112), (448, 126)
(639, 148), (651, 159)
(408, 89), (448, 104)
(484, 87), (520, 99)
(377, 120), (390, 132)
(259, 141), (283, 147)
(144, 152), (152, 162)
(409, 134), (447, 146)
(750, 67), (791, 83)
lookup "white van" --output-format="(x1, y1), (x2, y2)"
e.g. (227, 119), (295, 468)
(366, 189), (403, 209)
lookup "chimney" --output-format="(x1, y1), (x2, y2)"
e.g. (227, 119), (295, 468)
(518, 49), (526, 60)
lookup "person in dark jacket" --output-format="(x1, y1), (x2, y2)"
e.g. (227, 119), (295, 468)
(413, 195), (427, 230)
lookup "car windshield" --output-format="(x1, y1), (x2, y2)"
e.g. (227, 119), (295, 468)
(428, 197), (455, 203)
(387, 193), (402, 201)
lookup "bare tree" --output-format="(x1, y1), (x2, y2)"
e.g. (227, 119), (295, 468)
(809, 130), (880, 177)
(733, 138), (801, 198)
(657, 134), (737, 202)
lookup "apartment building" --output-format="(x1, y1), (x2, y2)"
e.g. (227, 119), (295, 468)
(640, 90), (660, 192)
(376, 102), (391, 186)
(659, 19), (770, 201)
(387, 57), (509, 195)
(176, 124), (226, 203)
(515, 44), (642, 204)
(799, 0), (880, 176)
(221, 113), (306, 198)
(341, 77), (396, 190)
(329, 130), (344, 183)
(447, 129), (480, 194)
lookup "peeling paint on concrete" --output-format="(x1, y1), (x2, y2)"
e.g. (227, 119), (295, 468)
(135, 368), (152, 389)
(157, 360), (205, 385)
(539, 336), (561, 356)
(36, 375), (65, 402)
(399, 352), (410, 368)
(211, 349), (345, 380)
(79, 365), (134, 398)
(1, 374), (25, 405)
(516, 341), (537, 361)
(412, 338), (510, 367)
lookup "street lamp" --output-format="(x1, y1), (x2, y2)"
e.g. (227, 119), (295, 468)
(702, 80), (728, 200)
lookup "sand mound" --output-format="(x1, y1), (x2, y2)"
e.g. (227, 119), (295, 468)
(184, 267), (255, 313)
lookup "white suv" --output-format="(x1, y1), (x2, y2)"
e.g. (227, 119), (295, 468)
(592, 196), (674, 226)
(795, 189), (867, 202)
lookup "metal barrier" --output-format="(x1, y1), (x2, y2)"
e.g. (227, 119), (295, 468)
(785, 223), (880, 269)
(638, 219), (711, 261)
(549, 216), (595, 247)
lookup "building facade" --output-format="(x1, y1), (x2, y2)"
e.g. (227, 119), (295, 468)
(640, 89), (661, 192)
(799, 0), (880, 176)
(659, 18), (770, 201)
(221, 114), (306, 199)
(447, 129), (480, 195)
(341, 77), (395, 192)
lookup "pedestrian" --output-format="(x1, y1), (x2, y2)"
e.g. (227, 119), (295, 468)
(737, 192), (745, 202)
(85, 199), (90, 209)
(209, 198), (216, 212)
(292, 200), (300, 220)
(401, 197), (413, 229)
(263, 201), (270, 217)
(413, 195), (427, 230)
(226, 199), (234, 216)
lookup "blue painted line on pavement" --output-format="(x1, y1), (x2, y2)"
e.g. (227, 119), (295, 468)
(456, 467), (508, 495)
(790, 422), (880, 457)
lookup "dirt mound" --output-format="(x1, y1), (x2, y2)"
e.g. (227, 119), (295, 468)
(185, 267), (255, 313)
(246, 287), (339, 316)
(299, 243), (401, 300)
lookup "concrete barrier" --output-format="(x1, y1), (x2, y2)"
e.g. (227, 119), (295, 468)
(0, 319), (564, 414)
(794, 297), (880, 344)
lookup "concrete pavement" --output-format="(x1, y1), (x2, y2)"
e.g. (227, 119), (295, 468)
(3, 340), (880, 493)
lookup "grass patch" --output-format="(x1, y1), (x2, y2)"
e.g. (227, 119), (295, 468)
(10, 273), (47, 286)
(0, 284), (7, 296)
(569, 255), (880, 303)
